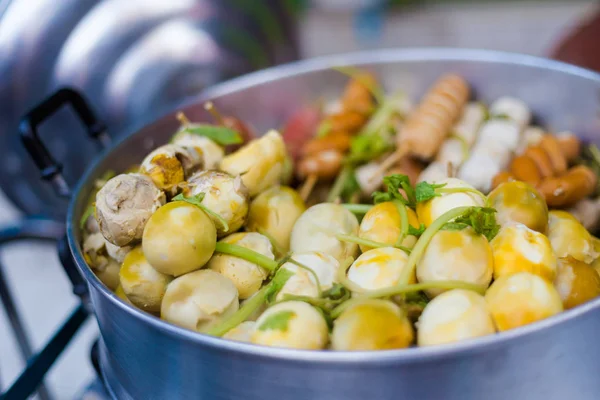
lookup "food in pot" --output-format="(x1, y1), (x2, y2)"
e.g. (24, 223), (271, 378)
(207, 232), (274, 299)
(331, 299), (413, 351)
(161, 269), (239, 333)
(251, 301), (329, 350)
(416, 227), (493, 298)
(142, 201), (217, 276)
(485, 272), (563, 332)
(81, 70), (600, 352)
(245, 186), (306, 253)
(417, 289), (495, 346)
(183, 170), (250, 237)
(119, 247), (172, 313)
(491, 222), (557, 281)
(95, 173), (165, 246)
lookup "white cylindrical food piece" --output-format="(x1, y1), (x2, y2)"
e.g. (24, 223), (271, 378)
(489, 96), (531, 130)
(418, 161), (448, 183)
(458, 152), (503, 193)
(436, 138), (466, 168)
(516, 126), (545, 154)
(290, 203), (359, 263)
(355, 161), (386, 195)
(476, 120), (521, 152)
(452, 102), (487, 146)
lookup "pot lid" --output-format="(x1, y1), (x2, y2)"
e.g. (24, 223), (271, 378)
(0, 0), (300, 219)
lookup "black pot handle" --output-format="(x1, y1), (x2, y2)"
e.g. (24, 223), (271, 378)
(19, 87), (110, 198)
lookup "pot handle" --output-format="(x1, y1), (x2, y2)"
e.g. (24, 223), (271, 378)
(19, 87), (110, 198)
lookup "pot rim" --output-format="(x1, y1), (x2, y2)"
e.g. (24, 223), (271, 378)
(67, 47), (600, 364)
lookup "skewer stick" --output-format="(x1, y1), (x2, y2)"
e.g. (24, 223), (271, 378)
(299, 174), (318, 202)
(204, 101), (225, 125)
(447, 162), (456, 178)
(367, 147), (408, 184)
(176, 111), (190, 127)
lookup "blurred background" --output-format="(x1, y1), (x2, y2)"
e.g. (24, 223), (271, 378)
(0, 0), (598, 398)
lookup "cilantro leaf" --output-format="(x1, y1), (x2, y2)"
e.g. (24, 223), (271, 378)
(407, 224), (426, 237)
(257, 310), (296, 332)
(265, 267), (294, 304)
(181, 125), (242, 146)
(173, 192), (205, 206)
(415, 181), (446, 203)
(173, 193), (229, 232)
(449, 207), (500, 241)
(372, 174), (416, 206)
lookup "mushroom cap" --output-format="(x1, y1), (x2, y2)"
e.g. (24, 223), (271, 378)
(417, 289), (495, 346)
(348, 247), (413, 291)
(95, 173), (165, 247)
(331, 299), (414, 351)
(251, 301), (329, 350)
(290, 203), (359, 263)
(492, 222), (558, 281)
(358, 202), (420, 252)
(185, 170), (249, 237)
(246, 186), (306, 252)
(207, 232), (273, 299)
(417, 227), (493, 297)
(142, 201), (217, 276)
(161, 269), (239, 333)
(485, 272), (563, 331)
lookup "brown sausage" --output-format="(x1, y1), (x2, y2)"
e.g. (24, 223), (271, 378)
(510, 155), (542, 184)
(539, 135), (568, 174)
(536, 165), (597, 207)
(302, 132), (352, 157)
(556, 132), (581, 163)
(524, 146), (555, 178)
(297, 149), (344, 180)
(491, 171), (517, 190)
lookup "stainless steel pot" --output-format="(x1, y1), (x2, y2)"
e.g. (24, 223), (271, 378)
(21, 48), (600, 400)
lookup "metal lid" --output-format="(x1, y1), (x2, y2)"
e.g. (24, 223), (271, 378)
(0, 0), (299, 219)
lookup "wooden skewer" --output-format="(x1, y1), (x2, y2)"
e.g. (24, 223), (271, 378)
(176, 111), (190, 126)
(447, 161), (456, 178)
(367, 147), (408, 184)
(204, 101), (225, 125)
(299, 174), (318, 202)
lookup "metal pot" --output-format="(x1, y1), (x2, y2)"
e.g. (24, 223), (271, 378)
(20, 48), (600, 400)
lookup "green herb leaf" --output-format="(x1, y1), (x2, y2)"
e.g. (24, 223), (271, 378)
(265, 267), (295, 304)
(321, 283), (351, 302)
(372, 174), (416, 206)
(181, 125), (242, 146)
(80, 204), (95, 229)
(407, 224), (426, 237)
(340, 171), (360, 200)
(347, 133), (392, 164)
(415, 181), (446, 203)
(449, 207), (500, 241)
(173, 192), (229, 232)
(173, 192), (205, 206)
(441, 222), (469, 232)
(258, 310), (296, 332)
